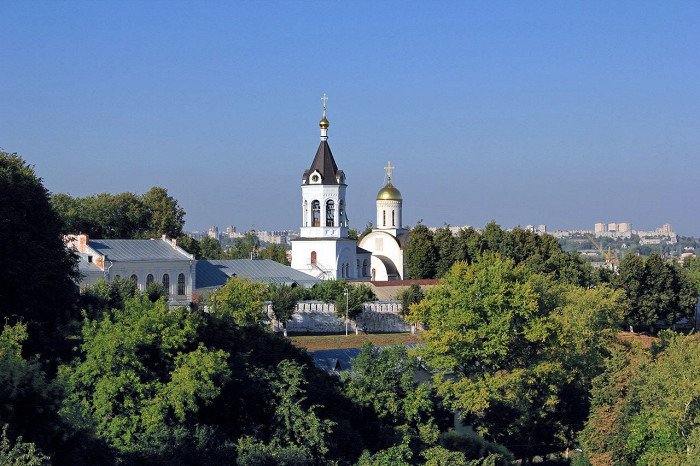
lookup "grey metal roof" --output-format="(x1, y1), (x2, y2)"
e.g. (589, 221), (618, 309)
(87, 239), (193, 262)
(195, 259), (320, 289)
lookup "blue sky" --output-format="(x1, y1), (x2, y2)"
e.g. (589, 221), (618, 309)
(2, 2), (699, 234)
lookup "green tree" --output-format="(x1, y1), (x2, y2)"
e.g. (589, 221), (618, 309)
(455, 227), (483, 263)
(334, 284), (376, 321)
(408, 254), (624, 462)
(210, 277), (268, 326)
(345, 344), (447, 451)
(397, 283), (425, 317)
(199, 236), (225, 259)
(268, 283), (300, 328)
(582, 333), (700, 464)
(0, 152), (79, 359)
(177, 235), (202, 259)
(260, 244), (290, 265)
(51, 187), (186, 239)
(63, 296), (232, 456)
(141, 187), (186, 239)
(683, 256), (700, 294)
(405, 224), (437, 279)
(433, 226), (458, 278)
(0, 425), (51, 466)
(306, 279), (349, 302)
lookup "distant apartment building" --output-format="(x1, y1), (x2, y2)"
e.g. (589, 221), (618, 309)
(208, 226), (219, 239)
(594, 222), (633, 239)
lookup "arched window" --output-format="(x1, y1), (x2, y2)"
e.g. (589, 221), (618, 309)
(383, 210), (386, 227)
(130, 274), (138, 284)
(146, 274), (154, 286)
(312, 200), (320, 227)
(115, 274), (121, 279)
(326, 200), (335, 226)
(310, 251), (317, 265)
(339, 200), (345, 227)
(177, 273), (185, 296)
(162, 274), (170, 297)
(392, 210), (395, 226)
(362, 260), (368, 277)
(303, 200), (308, 227)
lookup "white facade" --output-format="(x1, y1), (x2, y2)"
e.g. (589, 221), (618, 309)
(357, 167), (408, 281)
(68, 234), (196, 306)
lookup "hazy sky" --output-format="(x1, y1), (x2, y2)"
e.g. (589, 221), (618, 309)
(2, 2), (699, 235)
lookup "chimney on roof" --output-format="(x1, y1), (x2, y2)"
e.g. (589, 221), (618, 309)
(162, 234), (167, 241)
(171, 238), (177, 248)
(64, 233), (89, 253)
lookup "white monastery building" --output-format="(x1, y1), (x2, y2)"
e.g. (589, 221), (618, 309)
(291, 96), (408, 281)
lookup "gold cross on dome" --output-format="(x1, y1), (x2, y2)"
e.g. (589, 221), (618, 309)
(384, 160), (395, 182)
(321, 93), (328, 110)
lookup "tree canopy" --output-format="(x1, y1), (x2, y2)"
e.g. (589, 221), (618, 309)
(0, 152), (79, 359)
(51, 187), (185, 239)
(407, 253), (625, 462)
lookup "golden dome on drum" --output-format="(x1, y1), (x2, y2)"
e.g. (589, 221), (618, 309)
(377, 182), (402, 201)
(319, 115), (329, 129)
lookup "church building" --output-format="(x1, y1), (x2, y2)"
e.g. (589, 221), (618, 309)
(357, 161), (409, 281)
(291, 96), (408, 281)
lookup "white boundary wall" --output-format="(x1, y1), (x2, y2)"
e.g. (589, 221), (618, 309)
(267, 300), (412, 333)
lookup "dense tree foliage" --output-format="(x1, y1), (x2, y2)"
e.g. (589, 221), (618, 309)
(334, 284), (377, 321)
(405, 224), (438, 279)
(616, 252), (697, 330)
(407, 253), (625, 462)
(178, 233), (290, 265)
(345, 344), (449, 453)
(268, 283), (302, 327)
(6, 150), (700, 464)
(581, 332), (700, 464)
(684, 255), (700, 294)
(405, 221), (592, 286)
(0, 152), (79, 360)
(51, 187), (185, 239)
(397, 283), (425, 317)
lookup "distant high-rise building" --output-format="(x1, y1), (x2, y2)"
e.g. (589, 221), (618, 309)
(594, 223), (606, 234)
(208, 226), (219, 239)
(226, 225), (236, 238)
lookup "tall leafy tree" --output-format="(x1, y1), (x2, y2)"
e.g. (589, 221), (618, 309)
(433, 226), (458, 278)
(345, 344), (448, 451)
(405, 224), (437, 279)
(141, 187), (186, 239)
(63, 296), (232, 456)
(0, 152), (79, 359)
(51, 187), (185, 239)
(210, 277), (268, 326)
(268, 283), (300, 328)
(407, 253), (624, 462)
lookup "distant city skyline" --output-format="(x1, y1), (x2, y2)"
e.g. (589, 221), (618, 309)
(2, 2), (699, 235)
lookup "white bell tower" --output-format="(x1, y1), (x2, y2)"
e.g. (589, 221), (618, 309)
(291, 95), (358, 280)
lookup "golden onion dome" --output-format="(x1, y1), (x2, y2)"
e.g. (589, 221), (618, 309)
(319, 115), (329, 129)
(377, 182), (402, 201)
